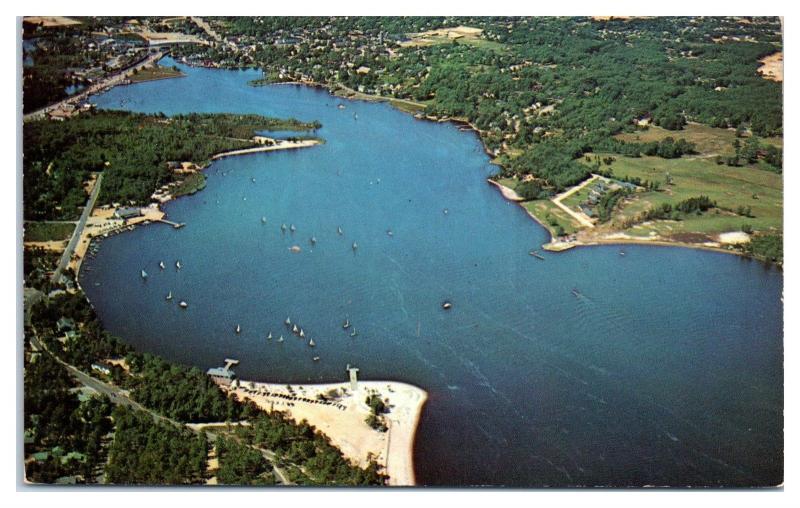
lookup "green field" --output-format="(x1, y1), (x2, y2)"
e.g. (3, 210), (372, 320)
(130, 65), (185, 83)
(523, 200), (580, 236)
(615, 123), (782, 158)
(592, 153), (782, 237)
(24, 221), (75, 242)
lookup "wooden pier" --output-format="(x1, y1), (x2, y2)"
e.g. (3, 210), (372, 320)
(157, 218), (185, 229)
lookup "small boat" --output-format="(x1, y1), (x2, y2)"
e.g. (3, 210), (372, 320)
(267, 332), (273, 340)
(442, 301), (453, 310)
(159, 261), (165, 270)
(337, 103), (345, 110)
(141, 270), (148, 279)
(571, 288), (581, 298)
(251, 177), (256, 183)
(350, 328), (358, 337)
(342, 318), (350, 329)
(261, 216), (267, 224)
(166, 291), (173, 301)
(285, 316), (291, 325)
(313, 356), (320, 362)
(337, 226), (343, 235)
(443, 208), (449, 215)
(278, 335), (284, 342)
(310, 236), (317, 245)
(352, 242), (358, 251)
(235, 324), (241, 334)
(176, 260), (182, 270)
(619, 250), (626, 257)
(299, 329), (305, 338)
(387, 229), (393, 237)
(281, 223), (287, 233)
(292, 324), (299, 334)
(179, 301), (188, 309)
(290, 224), (296, 233)
(309, 338), (315, 347)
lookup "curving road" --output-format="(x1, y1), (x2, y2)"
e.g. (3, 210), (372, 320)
(50, 173), (103, 284)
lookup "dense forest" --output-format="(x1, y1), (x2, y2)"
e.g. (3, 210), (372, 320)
(171, 16), (782, 193)
(23, 111), (320, 220)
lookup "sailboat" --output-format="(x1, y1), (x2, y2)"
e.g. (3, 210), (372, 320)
(159, 261), (165, 270)
(308, 338), (315, 347)
(141, 269), (148, 279)
(285, 316), (291, 326)
(310, 236), (317, 245)
(342, 318), (350, 329)
(299, 328), (305, 338)
(176, 260), (182, 270)
(313, 356), (320, 362)
(235, 324), (241, 334)
(278, 335), (284, 342)
(165, 291), (173, 301)
(281, 223), (287, 233)
(261, 216), (267, 224)
(337, 226), (343, 235)
(350, 328), (358, 337)
(267, 332), (273, 340)
(290, 224), (296, 233)
(179, 301), (188, 309)
(292, 324), (299, 334)
(352, 242), (358, 251)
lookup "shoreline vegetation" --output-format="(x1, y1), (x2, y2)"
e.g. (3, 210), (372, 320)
(22, 107), (425, 485)
(227, 380), (428, 486)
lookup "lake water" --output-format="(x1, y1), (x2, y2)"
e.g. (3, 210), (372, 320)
(80, 57), (783, 487)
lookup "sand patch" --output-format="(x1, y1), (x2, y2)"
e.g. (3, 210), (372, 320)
(758, 51), (783, 82)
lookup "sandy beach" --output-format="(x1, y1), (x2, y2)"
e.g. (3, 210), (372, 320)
(211, 138), (321, 160)
(226, 379), (427, 486)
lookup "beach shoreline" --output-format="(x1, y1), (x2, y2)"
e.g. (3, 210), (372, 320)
(225, 379), (427, 486)
(487, 179), (759, 261)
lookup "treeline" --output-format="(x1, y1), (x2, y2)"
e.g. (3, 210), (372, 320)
(215, 436), (275, 485)
(745, 233), (783, 264)
(23, 111), (321, 220)
(181, 16), (782, 193)
(122, 352), (257, 423)
(235, 412), (387, 485)
(602, 137), (697, 159)
(640, 195), (716, 222)
(24, 352), (114, 484)
(105, 405), (208, 484)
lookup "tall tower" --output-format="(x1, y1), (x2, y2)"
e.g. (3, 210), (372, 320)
(346, 364), (360, 391)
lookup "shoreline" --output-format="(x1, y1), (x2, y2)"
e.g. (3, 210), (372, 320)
(225, 379), (428, 486)
(487, 179), (764, 262)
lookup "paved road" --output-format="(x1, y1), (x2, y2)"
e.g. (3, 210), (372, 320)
(24, 51), (165, 122)
(29, 334), (293, 485)
(50, 173), (103, 284)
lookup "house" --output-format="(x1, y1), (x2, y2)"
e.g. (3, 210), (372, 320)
(113, 206), (142, 221)
(206, 366), (236, 386)
(90, 362), (112, 376)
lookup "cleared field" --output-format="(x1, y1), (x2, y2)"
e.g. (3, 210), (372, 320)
(758, 51), (783, 82)
(400, 26), (506, 52)
(523, 200), (581, 236)
(615, 123), (782, 158)
(24, 16), (81, 27)
(592, 153), (782, 236)
(24, 221), (76, 242)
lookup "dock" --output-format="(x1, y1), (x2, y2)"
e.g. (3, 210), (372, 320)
(157, 218), (185, 229)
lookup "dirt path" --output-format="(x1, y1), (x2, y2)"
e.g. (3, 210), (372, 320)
(551, 175), (599, 228)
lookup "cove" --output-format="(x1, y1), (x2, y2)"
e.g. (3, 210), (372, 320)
(79, 57), (783, 487)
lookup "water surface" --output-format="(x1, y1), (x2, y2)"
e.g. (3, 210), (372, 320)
(80, 57), (783, 487)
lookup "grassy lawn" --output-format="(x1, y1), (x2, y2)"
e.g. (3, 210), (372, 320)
(591, 153), (782, 236)
(523, 200), (581, 236)
(614, 123), (782, 157)
(24, 221), (75, 242)
(130, 65), (185, 83)
(171, 172), (207, 198)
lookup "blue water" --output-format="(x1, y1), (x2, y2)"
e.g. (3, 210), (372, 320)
(80, 57), (783, 487)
